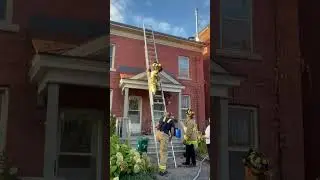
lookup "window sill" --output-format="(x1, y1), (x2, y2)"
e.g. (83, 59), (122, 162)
(178, 77), (191, 81)
(0, 21), (19, 33)
(216, 49), (262, 61)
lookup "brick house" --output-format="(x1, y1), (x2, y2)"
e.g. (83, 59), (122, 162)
(0, 0), (108, 180)
(110, 21), (207, 134)
(207, 0), (305, 179)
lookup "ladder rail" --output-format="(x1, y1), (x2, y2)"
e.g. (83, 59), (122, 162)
(143, 24), (160, 166)
(143, 23), (177, 168)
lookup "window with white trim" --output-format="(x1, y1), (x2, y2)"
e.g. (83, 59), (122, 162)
(228, 106), (258, 180)
(110, 89), (113, 110)
(220, 0), (252, 51)
(110, 44), (115, 70)
(178, 56), (190, 79)
(181, 95), (191, 120)
(153, 99), (165, 123)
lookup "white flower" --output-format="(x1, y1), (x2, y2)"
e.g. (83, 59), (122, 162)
(9, 167), (18, 175)
(116, 152), (123, 163)
(113, 177), (119, 180)
(133, 164), (140, 173)
(136, 158), (142, 164)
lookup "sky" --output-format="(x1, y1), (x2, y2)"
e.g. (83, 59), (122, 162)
(110, 0), (210, 38)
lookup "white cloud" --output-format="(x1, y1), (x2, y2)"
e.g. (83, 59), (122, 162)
(132, 16), (187, 38)
(110, 0), (130, 23)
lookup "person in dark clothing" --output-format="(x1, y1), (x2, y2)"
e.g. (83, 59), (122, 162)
(156, 112), (176, 176)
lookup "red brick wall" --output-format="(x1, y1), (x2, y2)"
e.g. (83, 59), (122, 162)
(211, 0), (305, 179)
(0, 31), (44, 177)
(110, 35), (206, 130)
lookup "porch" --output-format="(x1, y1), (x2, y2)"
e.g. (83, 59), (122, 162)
(28, 38), (108, 180)
(118, 71), (185, 136)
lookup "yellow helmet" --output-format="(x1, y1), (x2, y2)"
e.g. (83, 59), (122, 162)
(186, 109), (194, 118)
(152, 62), (158, 69)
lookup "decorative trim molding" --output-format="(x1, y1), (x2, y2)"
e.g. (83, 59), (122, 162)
(110, 29), (203, 52)
(0, 22), (19, 32)
(130, 71), (181, 85)
(120, 79), (184, 93)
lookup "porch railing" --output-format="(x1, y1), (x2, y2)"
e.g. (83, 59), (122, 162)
(115, 117), (131, 139)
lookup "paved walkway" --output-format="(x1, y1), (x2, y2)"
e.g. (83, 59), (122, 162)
(156, 155), (210, 180)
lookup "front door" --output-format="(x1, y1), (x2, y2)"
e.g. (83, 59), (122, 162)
(56, 109), (104, 180)
(128, 96), (142, 135)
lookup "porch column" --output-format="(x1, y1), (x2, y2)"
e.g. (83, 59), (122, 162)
(178, 92), (182, 121)
(122, 87), (129, 138)
(43, 83), (59, 179)
(217, 97), (229, 180)
(123, 87), (129, 117)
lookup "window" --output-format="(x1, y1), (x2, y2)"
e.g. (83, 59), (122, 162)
(153, 99), (165, 123)
(228, 106), (258, 180)
(0, 0), (6, 20)
(110, 89), (113, 110)
(220, 0), (252, 51)
(0, 88), (8, 152)
(0, 0), (13, 23)
(181, 95), (191, 120)
(178, 56), (190, 79)
(110, 44), (115, 70)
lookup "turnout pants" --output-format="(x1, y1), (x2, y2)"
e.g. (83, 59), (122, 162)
(185, 144), (196, 165)
(159, 132), (169, 172)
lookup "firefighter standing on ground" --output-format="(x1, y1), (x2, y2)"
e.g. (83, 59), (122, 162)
(182, 109), (198, 167)
(156, 112), (176, 176)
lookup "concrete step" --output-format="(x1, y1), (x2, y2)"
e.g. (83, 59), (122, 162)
(127, 136), (183, 143)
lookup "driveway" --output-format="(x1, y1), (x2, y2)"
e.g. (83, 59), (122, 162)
(156, 155), (210, 180)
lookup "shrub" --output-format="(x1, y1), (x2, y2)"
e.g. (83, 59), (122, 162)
(110, 113), (117, 136)
(110, 135), (156, 180)
(196, 131), (207, 156)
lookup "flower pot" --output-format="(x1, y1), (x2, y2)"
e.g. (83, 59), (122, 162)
(245, 167), (258, 180)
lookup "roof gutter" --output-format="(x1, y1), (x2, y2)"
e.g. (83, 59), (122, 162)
(110, 21), (204, 47)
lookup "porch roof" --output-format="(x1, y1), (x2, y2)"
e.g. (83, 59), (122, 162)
(119, 71), (185, 93)
(30, 37), (108, 94)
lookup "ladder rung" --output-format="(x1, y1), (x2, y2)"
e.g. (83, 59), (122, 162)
(153, 95), (163, 99)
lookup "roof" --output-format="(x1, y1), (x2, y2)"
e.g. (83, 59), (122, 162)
(110, 21), (205, 48)
(31, 39), (78, 54)
(198, 24), (210, 35)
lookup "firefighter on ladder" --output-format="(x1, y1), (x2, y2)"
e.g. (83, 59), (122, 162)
(147, 61), (163, 95)
(181, 109), (198, 167)
(155, 112), (176, 176)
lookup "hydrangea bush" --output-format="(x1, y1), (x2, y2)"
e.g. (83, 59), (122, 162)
(110, 135), (155, 180)
(110, 113), (117, 135)
(242, 148), (270, 176)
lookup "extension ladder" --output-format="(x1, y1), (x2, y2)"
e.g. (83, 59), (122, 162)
(142, 24), (177, 168)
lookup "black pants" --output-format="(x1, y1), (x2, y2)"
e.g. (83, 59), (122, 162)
(207, 144), (210, 161)
(185, 144), (196, 165)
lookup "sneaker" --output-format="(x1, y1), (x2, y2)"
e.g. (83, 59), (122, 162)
(159, 171), (168, 176)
